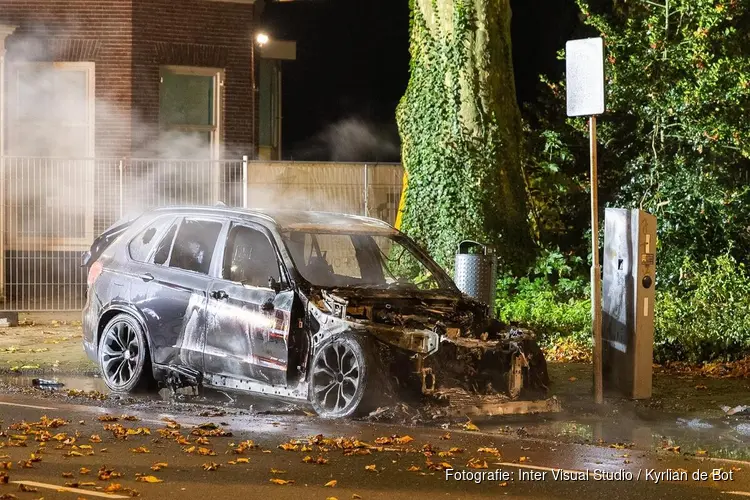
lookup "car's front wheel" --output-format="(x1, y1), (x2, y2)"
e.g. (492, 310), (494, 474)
(309, 334), (383, 418)
(98, 314), (151, 393)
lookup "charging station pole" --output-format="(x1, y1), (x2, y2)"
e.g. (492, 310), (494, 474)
(566, 37), (606, 404)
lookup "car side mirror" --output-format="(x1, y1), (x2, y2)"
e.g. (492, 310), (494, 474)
(268, 277), (283, 294)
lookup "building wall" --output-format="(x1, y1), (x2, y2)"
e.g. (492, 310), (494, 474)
(132, 0), (256, 156)
(0, 0), (257, 158)
(0, 0), (134, 157)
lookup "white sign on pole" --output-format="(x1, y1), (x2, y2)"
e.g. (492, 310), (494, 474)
(566, 37), (605, 117)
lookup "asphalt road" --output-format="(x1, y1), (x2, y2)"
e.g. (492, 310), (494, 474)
(0, 390), (748, 500)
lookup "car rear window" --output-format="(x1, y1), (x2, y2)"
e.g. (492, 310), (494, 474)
(128, 217), (172, 262)
(168, 219), (223, 274)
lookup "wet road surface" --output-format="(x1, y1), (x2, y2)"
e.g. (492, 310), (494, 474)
(1, 387), (750, 499)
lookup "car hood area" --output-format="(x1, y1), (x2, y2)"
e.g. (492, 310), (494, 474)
(307, 286), (494, 341)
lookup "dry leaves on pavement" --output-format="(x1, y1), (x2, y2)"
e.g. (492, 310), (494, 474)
(269, 478), (294, 485)
(324, 480), (337, 487)
(137, 475), (163, 483)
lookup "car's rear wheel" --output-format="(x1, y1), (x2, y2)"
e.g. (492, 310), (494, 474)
(98, 314), (151, 393)
(309, 335), (383, 418)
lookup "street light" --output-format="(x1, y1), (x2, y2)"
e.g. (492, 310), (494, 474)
(256, 32), (270, 46)
(251, 32), (269, 159)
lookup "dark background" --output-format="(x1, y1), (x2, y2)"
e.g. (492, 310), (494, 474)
(261, 0), (581, 161)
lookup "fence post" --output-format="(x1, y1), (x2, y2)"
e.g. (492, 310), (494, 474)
(118, 159), (124, 219)
(242, 155), (249, 208)
(363, 163), (369, 217)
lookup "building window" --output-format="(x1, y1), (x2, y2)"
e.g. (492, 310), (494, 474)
(8, 62), (95, 157)
(159, 66), (223, 159)
(6, 62), (96, 249)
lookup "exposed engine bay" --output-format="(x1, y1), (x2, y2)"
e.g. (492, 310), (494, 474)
(307, 287), (550, 406)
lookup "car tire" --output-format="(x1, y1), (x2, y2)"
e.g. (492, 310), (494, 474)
(98, 313), (152, 393)
(308, 334), (386, 419)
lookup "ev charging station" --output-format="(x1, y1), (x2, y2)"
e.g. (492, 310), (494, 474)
(602, 209), (657, 399)
(566, 37), (657, 402)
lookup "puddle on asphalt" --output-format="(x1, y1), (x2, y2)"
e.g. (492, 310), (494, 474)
(0, 373), (307, 416)
(2, 374), (110, 393)
(3, 374), (750, 460)
(479, 413), (750, 460)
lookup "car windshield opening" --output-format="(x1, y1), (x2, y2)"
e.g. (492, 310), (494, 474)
(281, 231), (451, 290)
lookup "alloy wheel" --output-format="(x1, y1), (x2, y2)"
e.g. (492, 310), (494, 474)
(312, 341), (361, 414)
(101, 320), (141, 388)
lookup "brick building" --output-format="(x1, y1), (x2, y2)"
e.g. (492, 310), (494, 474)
(0, 0), (269, 159)
(0, 1), (296, 312)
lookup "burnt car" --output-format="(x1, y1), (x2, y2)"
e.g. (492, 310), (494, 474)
(82, 206), (548, 418)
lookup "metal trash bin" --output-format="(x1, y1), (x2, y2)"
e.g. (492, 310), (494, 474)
(454, 240), (497, 313)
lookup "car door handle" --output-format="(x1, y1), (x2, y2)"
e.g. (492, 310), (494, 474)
(261, 299), (275, 311)
(211, 290), (229, 300)
(139, 273), (154, 282)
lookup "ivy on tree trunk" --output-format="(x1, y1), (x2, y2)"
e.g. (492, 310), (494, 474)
(396, 0), (534, 272)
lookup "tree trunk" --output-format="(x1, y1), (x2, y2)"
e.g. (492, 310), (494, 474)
(396, 0), (533, 272)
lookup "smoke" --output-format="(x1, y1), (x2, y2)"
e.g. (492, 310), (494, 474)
(292, 117), (401, 163)
(3, 27), (403, 244)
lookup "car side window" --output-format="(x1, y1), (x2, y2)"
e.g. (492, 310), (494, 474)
(168, 219), (223, 274)
(153, 222), (178, 266)
(128, 217), (172, 262)
(223, 225), (281, 287)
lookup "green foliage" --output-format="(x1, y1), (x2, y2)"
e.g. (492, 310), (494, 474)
(655, 255), (750, 363)
(496, 249), (592, 347)
(549, 0), (750, 284)
(396, 0), (534, 273)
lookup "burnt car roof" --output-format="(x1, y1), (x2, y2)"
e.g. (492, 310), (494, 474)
(149, 206), (398, 235)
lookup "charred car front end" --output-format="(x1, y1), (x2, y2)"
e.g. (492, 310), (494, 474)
(81, 207), (548, 419)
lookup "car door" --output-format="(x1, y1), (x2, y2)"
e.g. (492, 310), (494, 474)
(139, 216), (225, 372)
(203, 221), (294, 387)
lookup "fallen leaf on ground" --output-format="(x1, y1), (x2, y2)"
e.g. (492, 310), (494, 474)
(197, 447), (217, 456)
(0, 462), (9, 470)
(270, 468), (286, 474)
(569, 377), (577, 382)
(202, 462), (220, 471)
(302, 455), (328, 465)
(519, 456), (529, 463)
(89, 434), (102, 443)
(269, 478), (294, 485)
(79, 467), (90, 474)
(695, 385), (707, 390)
(130, 447), (150, 454)
(104, 483), (122, 493)
(18, 484), (37, 492)
(439, 433), (451, 440)
(407, 466), (421, 472)
(278, 442), (298, 451)
(235, 458), (250, 464)
(324, 480), (337, 487)
(696, 450), (708, 456)
(395, 436), (414, 445)
(151, 462), (168, 471)
(136, 475), (163, 483)
(463, 421), (480, 432)
(499, 481), (508, 487)
(365, 464), (377, 472)
(62, 472), (74, 478)
(477, 447), (500, 455)
(121, 415), (140, 421)
(467, 458), (488, 469)
(97, 415), (118, 422)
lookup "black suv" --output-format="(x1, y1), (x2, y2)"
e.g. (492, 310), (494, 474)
(82, 206), (547, 418)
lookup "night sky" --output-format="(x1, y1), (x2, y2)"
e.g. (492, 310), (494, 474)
(262, 0), (581, 162)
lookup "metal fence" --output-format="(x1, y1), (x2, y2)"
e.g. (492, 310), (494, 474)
(0, 156), (404, 311)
